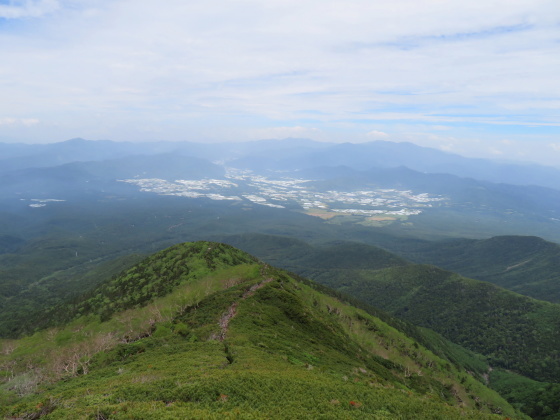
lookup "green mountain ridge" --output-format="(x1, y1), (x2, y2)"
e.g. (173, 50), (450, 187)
(213, 233), (560, 418)
(217, 233), (560, 384)
(0, 242), (522, 419)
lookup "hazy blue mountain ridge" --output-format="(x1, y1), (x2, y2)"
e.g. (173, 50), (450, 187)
(2, 138), (560, 190)
(0, 153), (224, 197)
(230, 140), (560, 190)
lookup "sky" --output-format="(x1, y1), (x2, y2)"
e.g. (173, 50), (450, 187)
(0, 0), (559, 166)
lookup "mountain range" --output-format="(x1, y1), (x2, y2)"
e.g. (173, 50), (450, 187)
(1, 137), (560, 418)
(2, 137), (560, 189)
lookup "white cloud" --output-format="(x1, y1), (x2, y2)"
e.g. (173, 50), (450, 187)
(0, 0), (558, 165)
(366, 130), (389, 139)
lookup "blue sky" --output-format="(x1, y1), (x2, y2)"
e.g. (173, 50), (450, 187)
(0, 0), (559, 166)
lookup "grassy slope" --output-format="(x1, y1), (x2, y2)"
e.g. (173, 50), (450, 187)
(215, 233), (560, 419)
(0, 242), (522, 419)
(218, 234), (560, 381)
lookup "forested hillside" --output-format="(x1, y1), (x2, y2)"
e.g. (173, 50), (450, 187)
(317, 265), (560, 382)
(384, 235), (560, 303)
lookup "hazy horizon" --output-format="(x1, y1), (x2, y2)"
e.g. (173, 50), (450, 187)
(4, 136), (560, 168)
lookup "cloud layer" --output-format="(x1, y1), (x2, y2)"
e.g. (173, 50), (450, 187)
(1, 0), (559, 165)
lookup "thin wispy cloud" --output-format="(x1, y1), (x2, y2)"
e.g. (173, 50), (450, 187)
(0, 0), (559, 165)
(0, 0), (59, 19)
(0, 117), (39, 126)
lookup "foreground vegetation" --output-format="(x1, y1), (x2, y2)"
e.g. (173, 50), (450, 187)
(216, 233), (560, 419)
(0, 242), (522, 419)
